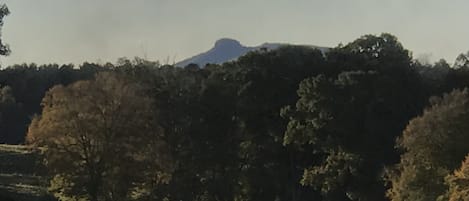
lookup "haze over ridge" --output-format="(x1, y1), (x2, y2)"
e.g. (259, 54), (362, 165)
(0, 0), (468, 66)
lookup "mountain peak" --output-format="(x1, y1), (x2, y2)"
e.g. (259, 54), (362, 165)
(214, 38), (243, 49)
(175, 38), (329, 67)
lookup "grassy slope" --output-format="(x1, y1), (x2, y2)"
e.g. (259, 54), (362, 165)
(0, 144), (55, 201)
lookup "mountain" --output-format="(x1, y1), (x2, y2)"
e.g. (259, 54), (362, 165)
(175, 38), (328, 67)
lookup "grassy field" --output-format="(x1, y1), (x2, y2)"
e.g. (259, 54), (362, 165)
(0, 144), (55, 201)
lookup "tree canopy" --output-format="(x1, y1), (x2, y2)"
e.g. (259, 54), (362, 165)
(281, 33), (425, 201)
(386, 89), (469, 201)
(0, 3), (9, 56)
(27, 72), (171, 201)
(1, 33), (469, 201)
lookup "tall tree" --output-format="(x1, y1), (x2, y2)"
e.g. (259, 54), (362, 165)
(0, 86), (24, 143)
(26, 72), (170, 201)
(386, 89), (469, 201)
(134, 65), (242, 201)
(232, 46), (327, 201)
(0, 3), (9, 56)
(0, 63), (106, 144)
(282, 33), (425, 201)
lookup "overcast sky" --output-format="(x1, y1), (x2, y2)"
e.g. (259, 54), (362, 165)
(0, 0), (468, 66)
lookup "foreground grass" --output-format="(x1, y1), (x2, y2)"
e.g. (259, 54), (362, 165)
(0, 144), (55, 201)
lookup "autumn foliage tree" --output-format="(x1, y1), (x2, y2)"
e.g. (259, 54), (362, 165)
(446, 155), (469, 201)
(387, 89), (469, 201)
(26, 72), (171, 201)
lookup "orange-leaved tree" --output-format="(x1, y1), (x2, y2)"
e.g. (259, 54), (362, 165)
(27, 72), (171, 201)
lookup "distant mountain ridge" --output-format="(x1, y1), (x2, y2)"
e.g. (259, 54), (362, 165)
(175, 38), (328, 67)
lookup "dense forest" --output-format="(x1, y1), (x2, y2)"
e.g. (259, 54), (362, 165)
(1, 34), (469, 201)
(2, 4), (469, 201)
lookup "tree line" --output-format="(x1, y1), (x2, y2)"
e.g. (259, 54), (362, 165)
(2, 34), (469, 201)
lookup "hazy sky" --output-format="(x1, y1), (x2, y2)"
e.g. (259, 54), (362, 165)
(0, 0), (468, 66)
